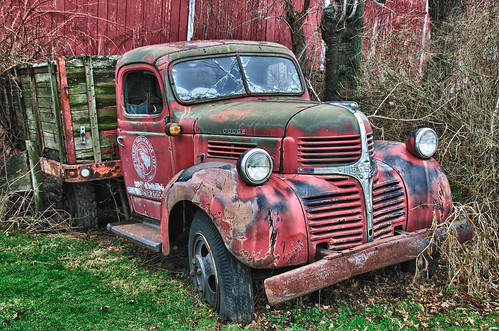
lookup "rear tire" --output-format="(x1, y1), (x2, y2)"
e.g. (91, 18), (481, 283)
(71, 182), (98, 229)
(188, 211), (254, 323)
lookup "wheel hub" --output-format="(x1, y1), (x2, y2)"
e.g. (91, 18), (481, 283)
(191, 235), (219, 308)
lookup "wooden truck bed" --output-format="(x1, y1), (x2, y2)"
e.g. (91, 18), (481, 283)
(13, 56), (122, 182)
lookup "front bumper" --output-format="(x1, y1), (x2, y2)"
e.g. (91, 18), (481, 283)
(264, 219), (473, 305)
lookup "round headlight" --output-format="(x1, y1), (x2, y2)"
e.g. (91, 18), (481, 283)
(237, 148), (273, 185)
(406, 128), (438, 159)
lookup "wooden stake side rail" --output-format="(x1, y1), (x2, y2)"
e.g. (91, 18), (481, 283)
(14, 56), (121, 185)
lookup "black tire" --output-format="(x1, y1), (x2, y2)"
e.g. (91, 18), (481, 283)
(188, 211), (254, 323)
(71, 182), (98, 229)
(402, 252), (440, 279)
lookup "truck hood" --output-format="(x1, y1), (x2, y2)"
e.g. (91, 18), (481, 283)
(185, 100), (360, 138)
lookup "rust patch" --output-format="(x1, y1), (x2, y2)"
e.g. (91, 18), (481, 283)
(39, 157), (122, 182)
(264, 219), (474, 305)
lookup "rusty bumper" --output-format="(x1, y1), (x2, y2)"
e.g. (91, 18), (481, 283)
(264, 219), (473, 305)
(40, 157), (122, 182)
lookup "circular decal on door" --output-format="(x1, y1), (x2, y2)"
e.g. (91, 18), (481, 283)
(132, 136), (157, 182)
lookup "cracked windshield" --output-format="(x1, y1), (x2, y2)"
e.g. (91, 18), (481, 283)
(172, 56), (302, 102)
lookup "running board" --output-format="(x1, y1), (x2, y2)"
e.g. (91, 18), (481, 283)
(107, 221), (162, 252)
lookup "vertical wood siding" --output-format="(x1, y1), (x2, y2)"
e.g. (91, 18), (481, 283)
(38, 0), (189, 56)
(24, 0), (427, 71)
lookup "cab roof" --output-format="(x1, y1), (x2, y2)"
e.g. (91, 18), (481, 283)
(117, 40), (295, 69)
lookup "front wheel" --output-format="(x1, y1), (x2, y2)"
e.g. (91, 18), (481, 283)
(402, 252), (440, 279)
(188, 211), (254, 323)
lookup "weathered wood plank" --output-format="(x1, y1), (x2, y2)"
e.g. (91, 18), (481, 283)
(65, 57), (85, 68)
(71, 109), (117, 129)
(69, 93), (88, 107)
(36, 96), (57, 109)
(84, 56), (102, 162)
(42, 132), (60, 151)
(47, 61), (66, 163)
(34, 72), (52, 84)
(27, 66), (44, 152)
(0, 151), (32, 193)
(40, 122), (58, 133)
(38, 107), (58, 119)
(26, 140), (42, 211)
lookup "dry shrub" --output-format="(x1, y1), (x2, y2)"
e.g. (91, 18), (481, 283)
(440, 203), (498, 293)
(0, 191), (74, 233)
(359, 2), (498, 294)
(0, 0), (58, 75)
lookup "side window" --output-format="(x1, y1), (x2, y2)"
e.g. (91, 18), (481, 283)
(123, 71), (163, 115)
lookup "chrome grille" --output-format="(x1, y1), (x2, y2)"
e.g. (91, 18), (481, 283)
(302, 177), (365, 250)
(367, 131), (375, 158)
(372, 177), (406, 240)
(297, 134), (362, 167)
(207, 141), (255, 159)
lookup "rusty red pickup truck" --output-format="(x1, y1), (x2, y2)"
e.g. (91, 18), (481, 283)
(12, 40), (473, 322)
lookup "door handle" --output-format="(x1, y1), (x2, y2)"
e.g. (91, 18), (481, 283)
(117, 136), (125, 147)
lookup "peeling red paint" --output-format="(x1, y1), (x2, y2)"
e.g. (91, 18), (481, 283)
(163, 164), (309, 268)
(374, 141), (452, 231)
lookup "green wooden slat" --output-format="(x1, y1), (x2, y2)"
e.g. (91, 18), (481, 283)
(36, 96), (57, 108)
(38, 108), (57, 118)
(27, 65), (44, 152)
(42, 132), (59, 150)
(69, 93), (88, 107)
(84, 57), (102, 163)
(47, 61), (66, 163)
(26, 140), (42, 211)
(65, 83), (87, 95)
(12, 68), (28, 141)
(40, 122), (58, 133)
(33, 72), (52, 84)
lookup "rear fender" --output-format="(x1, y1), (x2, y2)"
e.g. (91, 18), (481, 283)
(160, 162), (308, 268)
(374, 141), (453, 231)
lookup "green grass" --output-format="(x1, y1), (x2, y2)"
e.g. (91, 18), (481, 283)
(263, 298), (499, 330)
(266, 301), (499, 330)
(1, 229), (497, 330)
(0, 230), (217, 330)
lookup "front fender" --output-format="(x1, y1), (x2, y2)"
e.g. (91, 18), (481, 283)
(374, 141), (453, 231)
(161, 162), (308, 269)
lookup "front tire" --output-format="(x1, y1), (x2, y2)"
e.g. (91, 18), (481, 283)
(402, 252), (440, 279)
(188, 211), (254, 323)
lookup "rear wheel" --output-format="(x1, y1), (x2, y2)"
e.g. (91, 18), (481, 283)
(188, 211), (254, 323)
(70, 182), (98, 229)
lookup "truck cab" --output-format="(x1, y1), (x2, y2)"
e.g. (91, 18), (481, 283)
(105, 40), (471, 323)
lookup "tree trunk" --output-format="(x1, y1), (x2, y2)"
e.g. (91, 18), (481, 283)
(321, 0), (364, 101)
(425, 0), (466, 81)
(285, 0), (311, 79)
(429, 0), (466, 30)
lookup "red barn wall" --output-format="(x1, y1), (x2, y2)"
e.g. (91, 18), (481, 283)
(17, 0), (429, 70)
(38, 0), (189, 56)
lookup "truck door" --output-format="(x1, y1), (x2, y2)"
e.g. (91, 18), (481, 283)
(117, 66), (174, 220)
